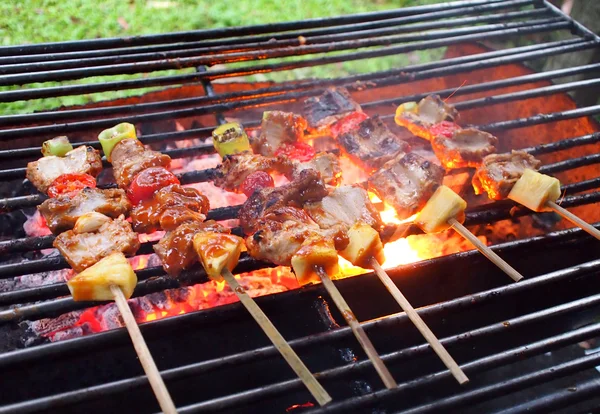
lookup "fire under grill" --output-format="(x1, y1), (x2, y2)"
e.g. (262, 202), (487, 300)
(1, 0), (600, 412)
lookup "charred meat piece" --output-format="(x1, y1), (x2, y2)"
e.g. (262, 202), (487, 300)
(54, 216), (140, 273)
(214, 152), (295, 192)
(131, 184), (209, 233)
(368, 153), (445, 219)
(110, 139), (171, 188)
(303, 87), (362, 129)
(293, 152), (342, 186)
(395, 95), (459, 140)
(305, 185), (383, 232)
(337, 116), (410, 169)
(472, 150), (542, 200)
(238, 169), (328, 235)
(26, 146), (102, 194)
(252, 111), (307, 156)
(246, 206), (348, 266)
(38, 188), (131, 235)
(154, 220), (228, 276)
(431, 128), (498, 169)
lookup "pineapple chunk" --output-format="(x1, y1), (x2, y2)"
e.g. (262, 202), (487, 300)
(291, 237), (339, 285)
(339, 222), (385, 268)
(193, 231), (243, 282)
(415, 185), (467, 233)
(67, 253), (137, 301)
(508, 169), (561, 212)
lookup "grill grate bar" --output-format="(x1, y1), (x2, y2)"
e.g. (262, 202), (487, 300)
(0, 252), (599, 412)
(0, 9), (550, 77)
(0, 37), (585, 104)
(0, 20), (570, 88)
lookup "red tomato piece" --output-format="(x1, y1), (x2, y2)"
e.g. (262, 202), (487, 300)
(274, 142), (316, 162)
(330, 111), (369, 137)
(128, 167), (180, 205)
(430, 121), (461, 138)
(240, 171), (274, 198)
(47, 173), (96, 198)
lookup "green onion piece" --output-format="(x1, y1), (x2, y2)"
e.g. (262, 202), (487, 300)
(212, 122), (251, 157)
(42, 136), (73, 157)
(98, 123), (137, 162)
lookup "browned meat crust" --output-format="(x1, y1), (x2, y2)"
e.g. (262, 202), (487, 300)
(238, 169), (328, 235)
(110, 139), (171, 188)
(292, 152), (342, 186)
(472, 150), (542, 200)
(251, 111), (307, 156)
(131, 184), (210, 233)
(368, 153), (445, 219)
(303, 87), (362, 128)
(26, 146), (102, 193)
(38, 188), (131, 235)
(337, 115), (410, 170)
(153, 220), (228, 276)
(54, 216), (140, 273)
(431, 128), (498, 169)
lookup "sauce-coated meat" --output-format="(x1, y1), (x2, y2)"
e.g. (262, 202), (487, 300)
(110, 139), (171, 188)
(38, 188), (131, 234)
(26, 146), (102, 193)
(368, 153), (445, 219)
(54, 216), (140, 272)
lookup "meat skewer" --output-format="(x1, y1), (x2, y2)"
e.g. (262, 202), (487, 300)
(101, 123), (332, 406)
(28, 135), (177, 413)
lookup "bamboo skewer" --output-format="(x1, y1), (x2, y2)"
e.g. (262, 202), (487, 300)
(546, 201), (600, 240)
(448, 218), (524, 282)
(369, 258), (469, 385)
(313, 265), (398, 389)
(110, 285), (178, 414)
(220, 268), (332, 406)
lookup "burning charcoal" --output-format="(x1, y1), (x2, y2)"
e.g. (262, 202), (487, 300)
(146, 291), (169, 310)
(98, 303), (124, 331)
(30, 310), (85, 336)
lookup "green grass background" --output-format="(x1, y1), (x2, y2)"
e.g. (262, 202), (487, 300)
(0, 0), (451, 113)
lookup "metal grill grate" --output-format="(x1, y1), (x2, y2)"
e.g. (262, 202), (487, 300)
(0, 0), (600, 412)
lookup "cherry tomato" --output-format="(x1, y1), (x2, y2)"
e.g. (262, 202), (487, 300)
(430, 121), (461, 138)
(330, 111), (369, 137)
(240, 171), (274, 198)
(274, 142), (316, 162)
(128, 167), (180, 205)
(48, 173), (96, 198)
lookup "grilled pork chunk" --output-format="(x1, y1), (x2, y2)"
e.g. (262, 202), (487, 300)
(110, 139), (171, 188)
(252, 111), (307, 156)
(472, 151), (542, 200)
(38, 188), (130, 234)
(238, 169), (328, 235)
(54, 216), (140, 273)
(305, 185), (383, 232)
(368, 153), (445, 219)
(337, 116), (410, 169)
(26, 146), (102, 193)
(292, 152), (342, 186)
(131, 184), (209, 233)
(431, 128), (498, 169)
(246, 206), (347, 266)
(395, 95), (458, 140)
(154, 220), (228, 276)
(303, 87), (362, 128)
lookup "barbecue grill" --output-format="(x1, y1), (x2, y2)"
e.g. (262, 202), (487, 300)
(1, 0), (600, 412)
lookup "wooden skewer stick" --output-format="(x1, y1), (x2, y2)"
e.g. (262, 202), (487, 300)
(110, 285), (178, 414)
(546, 200), (600, 241)
(369, 258), (469, 385)
(313, 265), (398, 389)
(220, 268), (332, 406)
(448, 218), (524, 283)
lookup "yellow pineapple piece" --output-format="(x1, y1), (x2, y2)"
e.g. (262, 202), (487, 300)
(508, 169), (561, 212)
(291, 237), (339, 285)
(193, 231), (243, 282)
(415, 185), (467, 233)
(339, 222), (385, 268)
(67, 253), (137, 301)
